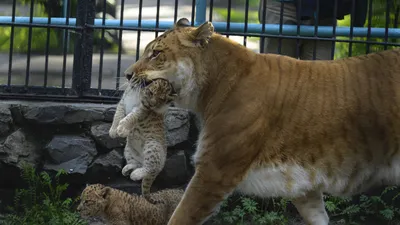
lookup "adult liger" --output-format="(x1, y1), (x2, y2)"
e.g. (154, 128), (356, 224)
(124, 18), (400, 225)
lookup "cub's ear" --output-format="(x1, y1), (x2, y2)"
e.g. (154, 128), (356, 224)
(189, 21), (214, 47)
(175, 18), (191, 28)
(100, 187), (111, 199)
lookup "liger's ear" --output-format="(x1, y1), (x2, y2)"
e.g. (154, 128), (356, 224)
(175, 18), (191, 28)
(189, 21), (214, 47)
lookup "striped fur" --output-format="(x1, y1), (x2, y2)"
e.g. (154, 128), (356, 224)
(123, 18), (400, 225)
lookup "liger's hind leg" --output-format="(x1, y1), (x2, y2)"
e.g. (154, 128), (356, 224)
(292, 191), (329, 225)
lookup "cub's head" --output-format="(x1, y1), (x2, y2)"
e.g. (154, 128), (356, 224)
(140, 78), (177, 111)
(77, 184), (111, 218)
(124, 18), (215, 109)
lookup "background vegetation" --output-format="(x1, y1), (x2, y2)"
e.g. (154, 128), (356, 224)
(0, 0), (118, 54)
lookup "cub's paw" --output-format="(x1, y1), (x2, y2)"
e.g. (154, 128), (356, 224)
(109, 128), (118, 138)
(117, 118), (132, 137)
(144, 194), (165, 205)
(122, 164), (139, 177)
(130, 168), (147, 181)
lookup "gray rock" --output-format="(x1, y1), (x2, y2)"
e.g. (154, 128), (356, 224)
(0, 106), (12, 136)
(88, 149), (124, 175)
(86, 217), (107, 225)
(0, 129), (41, 168)
(90, 122), (125, 149)
(155, 150), (191, 188)
(21, 105), (104, 124)
(43, 135), (97, 174)
(105, 178), (142, 195)
(103, 107), (116, 122)
(165, 107), (191, 147)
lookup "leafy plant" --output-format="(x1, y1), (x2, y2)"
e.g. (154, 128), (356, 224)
(1, 164), (87, 225)
(325, 186), (400, 224)
(212, 195), (289, 225)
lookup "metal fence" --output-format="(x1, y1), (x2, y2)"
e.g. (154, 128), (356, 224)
(0, 0), (399, 103)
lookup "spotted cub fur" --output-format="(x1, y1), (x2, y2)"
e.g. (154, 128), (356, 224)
(77, 184), (184, 225)
(109, 77), (177, 202)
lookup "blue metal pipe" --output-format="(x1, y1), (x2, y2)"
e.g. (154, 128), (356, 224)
(1, 16), (400, 38)
(0, 16), (77, 26)
(195, 0), (207, 25)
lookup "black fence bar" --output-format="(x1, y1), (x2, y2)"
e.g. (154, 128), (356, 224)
(25, 0), (35, 90)
(62, 0), (71, 93)
(6, 0), (17, 90)
(209, 0), (214, 22)
(43, 0), (52, 90)
(174, 0), (179, 22)
(191, 0), (196, 26)
(98, 0), (108, 93)
(72, 0), (95, 97)
(226, 0), (231, 38)
(277, 1), (284, 54)
(115, 0), (125, 91)
(330, 0), (338, 59)
(155, 0), (161, 37)
(135, 0), (143, 62)
(243, 0), (249, 47)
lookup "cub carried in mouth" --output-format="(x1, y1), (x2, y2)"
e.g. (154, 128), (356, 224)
(109, 74), (177, 203)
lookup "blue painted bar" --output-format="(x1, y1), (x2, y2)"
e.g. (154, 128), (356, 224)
(195, 0), (207, 25)
(0, 16), (77, 26)
(1, 16), (400, 38)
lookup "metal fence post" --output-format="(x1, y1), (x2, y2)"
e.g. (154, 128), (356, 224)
(72, 0), (95, 97)
(195, 0), (207, 26)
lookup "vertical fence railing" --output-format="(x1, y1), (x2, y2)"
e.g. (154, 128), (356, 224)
(72, 0), (95, 98)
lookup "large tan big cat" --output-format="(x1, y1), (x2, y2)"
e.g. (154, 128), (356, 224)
(77, 184), (184, 225)
(109, 77), (176, 203)
(123, 17), (400, 225)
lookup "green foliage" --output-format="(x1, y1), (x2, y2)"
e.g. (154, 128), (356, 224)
(214, 8), (259, 23)
(1, 164), (87, 225)
(325, 186), (400, 224)
(0, 0), (118, 54)
(0, 3), (60, 53)
(334, 1), (400, 59)
(213, 186), (400, 225)
(212, 195), (289, 225)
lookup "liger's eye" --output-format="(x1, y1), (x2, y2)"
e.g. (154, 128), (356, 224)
(151, 50), (161, 58)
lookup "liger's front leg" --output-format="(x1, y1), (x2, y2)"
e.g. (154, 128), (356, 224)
(167, 156), (251, 225)
(167, 109), (262, 225)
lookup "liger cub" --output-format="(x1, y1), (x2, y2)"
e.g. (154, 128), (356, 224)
(77, 184), (184, 225)
(109, 75), (177, 203)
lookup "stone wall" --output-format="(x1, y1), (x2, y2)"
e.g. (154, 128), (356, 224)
(0, 101), (199, 211)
